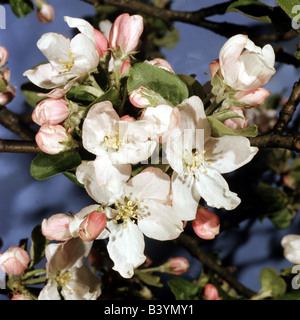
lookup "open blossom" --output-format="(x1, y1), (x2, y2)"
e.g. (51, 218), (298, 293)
(38, 237), (101, 300)
(281, 234), (300, 264)
(210, 34), (276, 108)
(0, 246), (30, 275)
(32, 98), (70, 125)
(23, 16), (99, 91)
(166, 96), (258, 220)
(192, 207), (220, 240)
(35, 124), (74, 155)
(109, 13), (143, 55)
(77, 167), (183, 278)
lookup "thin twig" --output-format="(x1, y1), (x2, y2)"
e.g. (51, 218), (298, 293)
(0, 139), (39, 153)
(176, 232), (256, 299)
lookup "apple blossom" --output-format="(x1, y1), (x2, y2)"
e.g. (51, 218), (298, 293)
(23, 16), (99, 91)
(0, 46), (8, 68)
(78, 210), (107, 242)
(166, 96), (258, 219)
(0, 246), (30, 275)
(210, 34), (275, 108)
(281, 234), (300, 265)
(35, 124), (75, 155)
(223, 107), (248, 130)
(38, 237), (101, 300)
(36, 1), (55, 24)
(78, 166), (184, 278)
(41, 213), (73, 241)
(192, 207), (220, 240)
(0, 68), (16, 106)
(161, 257), (190, 275)
(32, 98), (70, 126)
(109, 13), (143, 56)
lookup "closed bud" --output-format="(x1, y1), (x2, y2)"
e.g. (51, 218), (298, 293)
(160, 257), (190, 275)
(223, 106), (248, 130)
(0, 46), (8, 68)
(78, 211), (107, 242)
(32, 98), (70, 126)
(204, 283), (219, 300)
(36, 1), (55, 24)
(93, 29), (109, 58)
(147, 58), (175, 73)
(0, 246), (30, 275)
(35, 124), (74, 155)
(129, 86), (170, 109)
(11, 294), (31, 300)
(192, 208), (220, 240)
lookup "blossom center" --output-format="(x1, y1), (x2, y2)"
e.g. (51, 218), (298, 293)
(104, 130), (126, 152)
(183, 149), (211, 176)
(56, 270), (77, 294)
(59, 48), (75, 74)
(112, 196), (141, 228)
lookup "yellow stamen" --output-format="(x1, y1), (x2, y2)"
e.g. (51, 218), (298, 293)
(59, 48), (75, 74)
(112, 197), (141, 228)
(184, 149), (211, 176)
(103, 130), (126, 152)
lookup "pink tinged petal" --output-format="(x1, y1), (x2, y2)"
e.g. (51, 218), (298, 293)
(138, 200), (183, 240)
(223, 107), (248, 130)
(120, 114), (136, 122)
(205, 136), (258, 174)
(209, 59), (220, 78)
(82, 101), (119, 156)
(171, 172), (200, 221)
(107, 222), (146, 278)
(76, 157), (130, 206)
(94, 29), (109, 57)
(0, 247), (30, 275)
(78, 211), (107, 242)
(219, 34), (249, 87)
(120, 58), (131, 74)
(37, 3), (55, 24)
(32, 98), (70, 126)
(147, 58), (175, 73)
(41, 213), (72, 241)
(11, 294), (31, 300)
(204, 283), (219, 300)
(195, 168), (241, 210)
(0, 46), (8, 68)
(125, 167), (171, 203)
(235, 87), (271, 106)
(192, 208), (220, 240)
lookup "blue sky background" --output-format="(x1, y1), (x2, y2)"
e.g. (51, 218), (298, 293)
(0, 0), (299, 299)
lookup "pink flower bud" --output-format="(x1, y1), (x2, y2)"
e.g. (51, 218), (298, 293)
(204, 283), (219, 300)
(120, 58), (131, 75)
(223, 106), (248, 130)
(147, 58), (175, 73)
(167, 257), (190, 275)
(0, 247), (30, 275)
(235, 87), (271, 107)
(32, 98), (70, 126)
(0, 90), (16, 106)
(41, 213), (72, 241)
(93, 28), (109, 58)
(192, 208), (220, 240)
(0, 46), (8, 68)
(209, 59), (220, 78)
(129, 86), (152, 109)
(78, 211), (107, 242)
(35, 124), (73, 155)
(120, 114), (136, 122)
(109, 13), (143, 54)
(37, 2), (55, 24)
(11, 294), (31, 300)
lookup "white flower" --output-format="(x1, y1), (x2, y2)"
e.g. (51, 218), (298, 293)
(281, 234), (300, 265)
(166, 96), (258, 220)
(79, 166), (184, 278)
(82, 100), (157, 164)
(38, 237), (101, 300)
(23, 16), (99, 91)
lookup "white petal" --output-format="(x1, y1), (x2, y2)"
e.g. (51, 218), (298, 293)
(107, 222), (146, 278)
(196, 168), (241, 210)
(64, 16), (95, 43)
(205, 136), (258, 174)
(38, 280), (61, 300)
(171, 172), (200, 221)
(82, 101), (119, 156)
(76, 158), (130, 205)
(138, 200), (183, 240)
(166, 128), (184, 174)
(125, 167), (170, 202)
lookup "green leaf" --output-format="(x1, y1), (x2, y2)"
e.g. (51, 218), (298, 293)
(211, 110), (243, 123)
(21, 82), (48, 107)
(127, 62), (189, 106)
(9, 0), (34, 18)
(177, 74), (206, 100)
(29, 225), (49, 268)
(254, 267), (287, 299)
(30, 149), (82, 180)
(227, 0), (273, 23)
(63, 171), (84, 187)
(276, 0), (300, 19)
(66, 85), (101, 104)
(295, 51), (300, 60)
(269, 207), (295, 229)
(207, 116), (258, 137)
(134, 270), (163, 288)
(0, 78), (7, 93)
(168, 277), (199, 300)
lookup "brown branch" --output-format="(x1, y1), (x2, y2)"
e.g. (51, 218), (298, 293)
(0, 106), (36, 141)
(176, 232), (256, 299)
(0, 139), (40, 153)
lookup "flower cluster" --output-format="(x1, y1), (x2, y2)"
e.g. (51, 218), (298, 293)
(0, 12), (277, 300)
